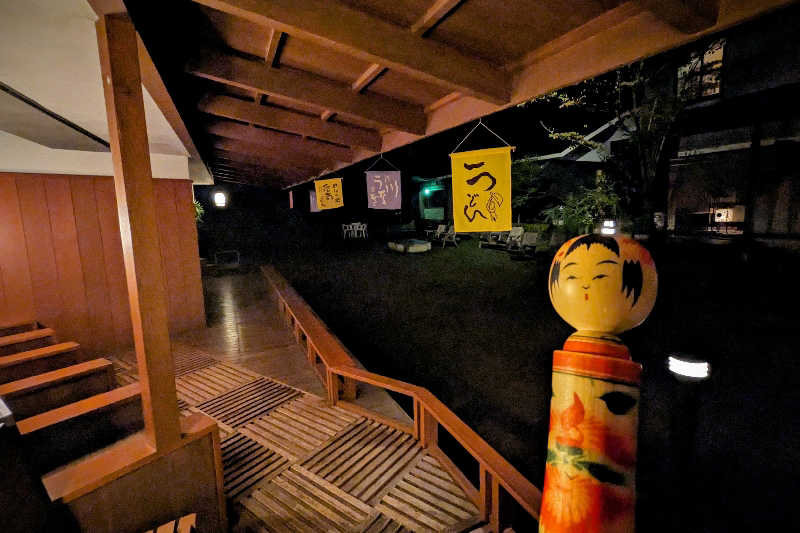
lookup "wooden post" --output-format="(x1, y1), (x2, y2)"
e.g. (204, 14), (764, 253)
(96, 14), (181, 451)
(419, 407), (438, 448)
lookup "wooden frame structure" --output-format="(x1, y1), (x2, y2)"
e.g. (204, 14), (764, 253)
(0, 3), (229, 531)
(263, 265), (540, 532)
(123, 0), (795, 188)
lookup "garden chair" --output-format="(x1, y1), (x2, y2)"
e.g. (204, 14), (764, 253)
(441, 225), (459, 248)
(341, 223), (354, 239)
(506, 227), (525, 250)
(426, 224), (447, 241)
(353, 223), (368, 239)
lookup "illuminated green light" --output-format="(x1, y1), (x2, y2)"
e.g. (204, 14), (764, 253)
(423, 187), (431, 196)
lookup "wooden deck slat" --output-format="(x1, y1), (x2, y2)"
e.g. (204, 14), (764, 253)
(354, 441), (421, 503)
(221, 432), (289, 499)
(246, 466), (372, 532)
(359, 514), (412, 533)
(302, 419), (378, 471)
(175, 362), (259, 406)
(196, 378), (300, 428)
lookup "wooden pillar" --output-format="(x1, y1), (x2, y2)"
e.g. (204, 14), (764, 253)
(96, 14), (181, 450)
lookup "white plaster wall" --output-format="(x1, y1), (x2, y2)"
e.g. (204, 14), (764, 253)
(0, 130), (189, 179)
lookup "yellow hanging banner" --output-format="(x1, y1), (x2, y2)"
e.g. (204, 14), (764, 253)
(314, 177), (344, 210)
(450, 147), (512, 232)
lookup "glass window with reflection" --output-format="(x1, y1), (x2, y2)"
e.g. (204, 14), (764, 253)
(677, 39), (725, 101)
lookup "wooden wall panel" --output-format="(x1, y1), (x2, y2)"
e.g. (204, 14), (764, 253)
(71, 176), (115, 353)
(0, 173), (203, 354)
(0, 175), (35, 325)
(44, 177), (91, 347)
(154, 180), (188, 332)
(16, 176), (62, 332)
(95, 178), (133, 349)
(173, 180), (206, 330)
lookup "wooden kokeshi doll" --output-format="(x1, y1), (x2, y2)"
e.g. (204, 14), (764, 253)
(539, 234), (658, 533)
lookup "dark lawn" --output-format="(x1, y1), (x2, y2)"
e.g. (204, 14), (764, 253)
(273, 236), (800, 532)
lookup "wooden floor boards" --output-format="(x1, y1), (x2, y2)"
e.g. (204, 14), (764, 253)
(105, 272), (480, 531)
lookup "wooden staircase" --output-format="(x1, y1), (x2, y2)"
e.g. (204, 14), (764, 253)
(0, 321), (143, 473)
(0, 320), (225, 532)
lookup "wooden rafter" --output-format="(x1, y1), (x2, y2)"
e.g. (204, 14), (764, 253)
(198, 94), (381, 151)
(410, 0), (463, 35)
(351, 63), (386, 92)
(634, 0), (719, 34)
(187, 51), (427, 134)
(191, 0), (510, 104)
(264, 27), (285, 66)
(212, 138), (327, 174)
(205, 120), (353, 162)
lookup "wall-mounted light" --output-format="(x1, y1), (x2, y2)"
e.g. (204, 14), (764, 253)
(601, 219), (616, 235)
(213, 191), (227, 207)
(423, 187), (432, 196)
(668, 354), (711, 380)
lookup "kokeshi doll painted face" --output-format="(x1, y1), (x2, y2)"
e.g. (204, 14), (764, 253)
(549, 235), (658, 338)
(540, 370), (639, 533)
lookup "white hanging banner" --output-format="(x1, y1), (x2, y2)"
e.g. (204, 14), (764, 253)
(309, 189), (320, 212)
(366, 171), (401, 209)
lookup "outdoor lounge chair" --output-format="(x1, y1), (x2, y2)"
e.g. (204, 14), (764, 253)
(478, 232), (503, 248)
(509, 232), (540, 259)
(441, 225), (459, 248)
(505, 227), (525, 250)
(425, 224), (447, 241)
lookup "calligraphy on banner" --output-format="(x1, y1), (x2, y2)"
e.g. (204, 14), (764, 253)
(450, 147), (512, 232)
(366, 171), (401, 209)
(309, 189), (320, 212)
(314, 177), (344, 210)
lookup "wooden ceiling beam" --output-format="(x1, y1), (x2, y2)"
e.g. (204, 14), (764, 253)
(187, 51), (426, 133)
(634, 0), (719, 34)
(206, 120), (353, 162)
(212, 139), (325, 174)
(192, 0), (510, 104)
(198, 94), (381, 150)
(410, 0), (463, 35)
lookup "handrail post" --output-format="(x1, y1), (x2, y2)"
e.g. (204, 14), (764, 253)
(326, 368), (338, 405)
(419, 406), (438, 448)
(481, 466), (500, 532)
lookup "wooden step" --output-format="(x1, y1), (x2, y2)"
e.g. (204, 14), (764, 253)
(0, 328), (56, 356)
(0, 320), (38, 337)
(18, 383), (144, 473)
(0, 359), (115, 420)
(0, 342), (82, 384)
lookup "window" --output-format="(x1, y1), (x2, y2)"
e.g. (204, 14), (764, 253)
(677, 39), (725, 101)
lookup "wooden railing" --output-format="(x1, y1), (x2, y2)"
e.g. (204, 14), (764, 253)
(262, 266), (542, 532)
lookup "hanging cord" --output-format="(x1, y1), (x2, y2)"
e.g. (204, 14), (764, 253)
(364, 153), (401, 172)
(450, 117), (514, 154)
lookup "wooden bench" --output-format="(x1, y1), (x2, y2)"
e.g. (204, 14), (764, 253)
(18, 383), (143, 473)
(0, 342), (82, 384)
(0, 328), (56, 356)
(0, 358), (116, 419)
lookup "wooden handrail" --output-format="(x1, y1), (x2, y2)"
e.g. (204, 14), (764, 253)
(329, 365), (542, 519)
(262, 265), (542, 527)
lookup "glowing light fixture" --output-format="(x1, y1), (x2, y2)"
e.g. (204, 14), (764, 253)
(601, 219), (616, 235)
(423, 187), (432, 196)
(213, 191), (227, 207)
(668, 355), (711, 380)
